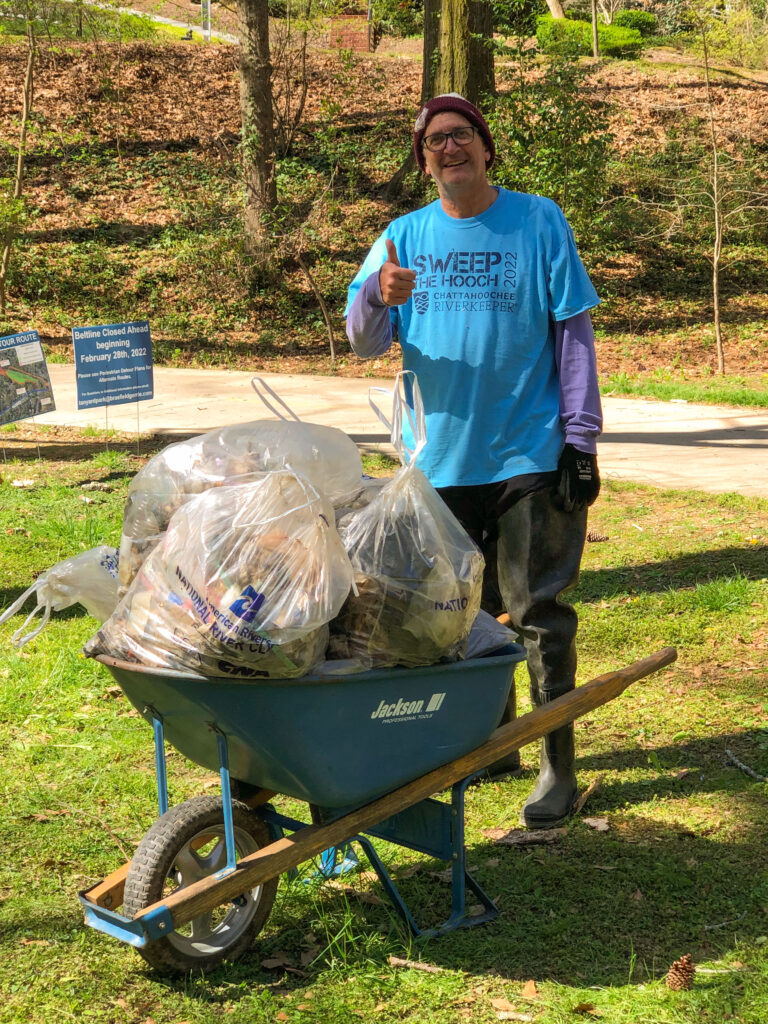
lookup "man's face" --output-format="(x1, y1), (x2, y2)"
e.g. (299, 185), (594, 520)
(421, 112), (491, 197)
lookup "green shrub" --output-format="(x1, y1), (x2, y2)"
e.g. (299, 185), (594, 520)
(613, 9), (658, 36)
(536, 14), (645, 58)
(600, 22), (645, 55)
(492, 0), (547, 38)
(371, 0), (423, 37)
(488, 57), (612, 243)
(536, 13), (591, 55)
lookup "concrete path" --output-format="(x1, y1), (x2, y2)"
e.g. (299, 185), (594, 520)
(35, 364), (768, 499)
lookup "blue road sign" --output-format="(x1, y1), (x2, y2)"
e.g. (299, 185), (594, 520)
(72, 321), (154, 411)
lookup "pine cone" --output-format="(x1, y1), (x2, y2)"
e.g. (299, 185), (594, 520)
(665, 953), (695, 990)
(586, 530), (609, 543)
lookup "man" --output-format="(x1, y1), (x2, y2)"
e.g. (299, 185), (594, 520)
(345, 94), (602, 829)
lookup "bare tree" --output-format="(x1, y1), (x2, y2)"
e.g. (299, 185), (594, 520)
(271, 0), (314, 157)
(626, 10), (768, 375)
(0, 13), (35, 314)
(597, 0), (623, 25)
(237, 0), (277, 250)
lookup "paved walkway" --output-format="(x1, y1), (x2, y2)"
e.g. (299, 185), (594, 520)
(36, 364), (768, 499)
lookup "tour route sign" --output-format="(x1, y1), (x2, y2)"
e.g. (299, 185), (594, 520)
(0, 330), (56, 426)
(72, 321), (154, 410)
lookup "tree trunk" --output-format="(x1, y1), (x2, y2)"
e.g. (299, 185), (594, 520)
(545, 0), (565, 17)
(237, 0), (277, 251)
(435, 0), (495, 102)
(591, 0), (599, 57)
(422, 0), (441, 104)
(0, 20), (35, 314)
(698, 15), (725, 375)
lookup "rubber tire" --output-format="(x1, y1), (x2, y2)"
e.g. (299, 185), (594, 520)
(123, 795), (277, 973)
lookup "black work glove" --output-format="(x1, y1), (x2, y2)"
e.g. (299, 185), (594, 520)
(555, 443), (601, 513)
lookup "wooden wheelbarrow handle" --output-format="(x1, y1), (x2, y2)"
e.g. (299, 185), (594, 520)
(138, 646), (677, 930)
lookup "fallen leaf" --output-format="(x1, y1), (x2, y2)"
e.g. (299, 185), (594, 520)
(632, 889), (644, 901)
(374, 1003), (387, 1012)
(388, 956), (442, 973)
(27, 809), (71, 822)
(593, 864), (616, 871)
(491, 997), (516, 1011)
(300, 947), (320, 965)
(11, 479), (35, 488)
(583, 817), (610, 832)
(497, 1014), (533, 1022)
(428, 868), (454, 883)
(296, 1004), (311, 1011)
(521, 979), (539, 999)
(276, 1015), (289, 1022)
(20, 938), (50, 946)
(572, 1002), (601, 1015)
(262, 952), (293, 970)
(468, 903), (486, 917)
(485, 857), (501, 867)
(483, 827), (567, 846)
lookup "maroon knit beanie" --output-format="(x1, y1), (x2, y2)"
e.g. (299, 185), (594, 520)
(413, 93), (496, 173)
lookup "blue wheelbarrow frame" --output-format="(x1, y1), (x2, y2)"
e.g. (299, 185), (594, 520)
(79, 645), (677, 960)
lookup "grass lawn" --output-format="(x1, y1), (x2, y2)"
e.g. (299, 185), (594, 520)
(0, 437), (767, 1023)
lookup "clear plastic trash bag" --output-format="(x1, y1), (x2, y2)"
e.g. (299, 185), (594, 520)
(118, 404), (363, 598)
(328, 372), (484, 670)
(87, 471), (354, 679)
(0, 546), (119, 647)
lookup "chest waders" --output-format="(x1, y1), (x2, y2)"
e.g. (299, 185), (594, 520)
(496, 488), (587, 828)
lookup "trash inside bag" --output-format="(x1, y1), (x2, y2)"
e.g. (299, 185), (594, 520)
(118, 419), (363, 597)
(329, 373), (483, 670)
(88, 471), (354, 679)
(0, 546), (119, 647)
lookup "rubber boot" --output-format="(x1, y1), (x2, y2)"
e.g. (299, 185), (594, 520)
(495, 489), (587, 828)
(519, 685), (577, 828)
(482, 685), (522, 780)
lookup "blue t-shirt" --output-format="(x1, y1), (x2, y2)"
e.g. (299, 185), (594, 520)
(346, 188), (600, 488)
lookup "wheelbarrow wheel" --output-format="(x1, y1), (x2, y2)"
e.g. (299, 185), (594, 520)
(123, 795), (277, 973)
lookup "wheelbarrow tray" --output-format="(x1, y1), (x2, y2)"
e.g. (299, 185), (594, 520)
(96, 645), (526, 807)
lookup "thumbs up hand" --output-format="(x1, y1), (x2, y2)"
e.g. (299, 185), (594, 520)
(379, 239), (417, 307)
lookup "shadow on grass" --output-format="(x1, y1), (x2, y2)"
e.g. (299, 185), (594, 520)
(577, 544), (768, 600)
(76, 733), (767, 993)
(0, 435), (183, 464)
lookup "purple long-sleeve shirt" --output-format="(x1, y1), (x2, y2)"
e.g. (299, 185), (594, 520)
(346, 271), (602, 455)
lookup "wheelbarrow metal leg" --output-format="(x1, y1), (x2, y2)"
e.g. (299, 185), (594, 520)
(212, 726), (238, 877)
(148, 706), (169, 818)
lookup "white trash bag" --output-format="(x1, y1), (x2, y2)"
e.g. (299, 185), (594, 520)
(88, 471), (355, 679)
(118, 381), (363, 597)
(328, 372), (484, 670)
(0, 546), (120, 647)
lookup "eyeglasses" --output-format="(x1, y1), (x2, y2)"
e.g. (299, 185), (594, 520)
(423, 126), (477, 152)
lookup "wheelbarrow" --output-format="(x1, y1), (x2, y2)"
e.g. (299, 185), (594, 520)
(79, 644), (677, 973)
